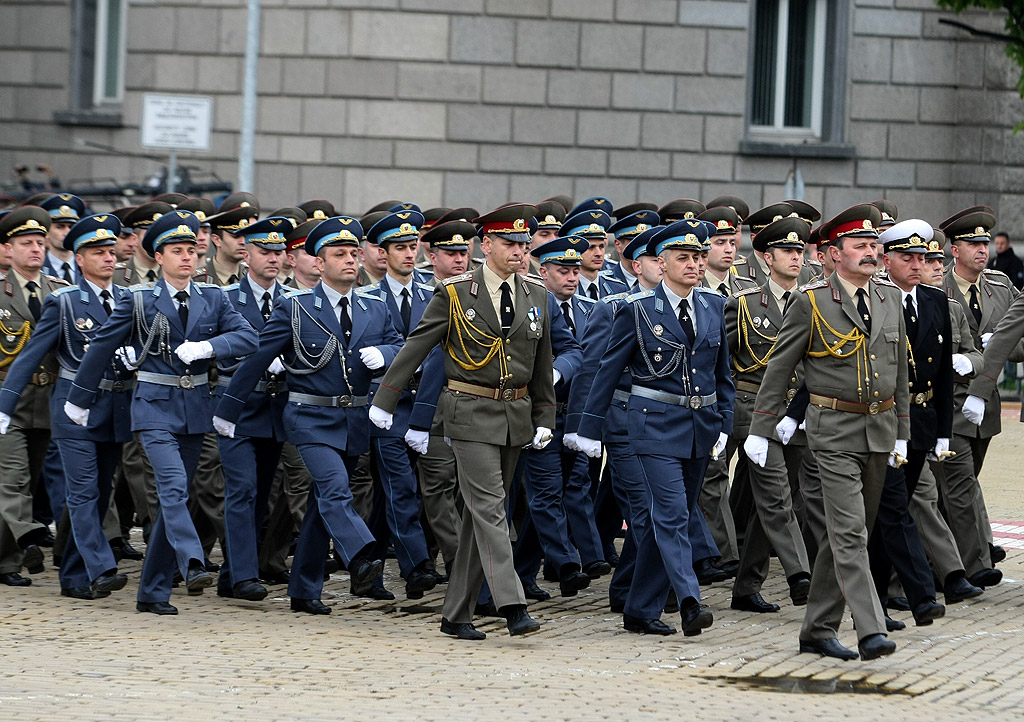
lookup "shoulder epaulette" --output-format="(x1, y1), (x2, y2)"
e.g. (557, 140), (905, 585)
(733, 257), (749, 266)
(734, 286), (761, 297)
(983, 268), (1011, 280)
(355, 286), (384, 300)
(694, 285), (718, 294)
(49, 285), (77, 296)
(128, 282), (156, 292)
(981, 269), (1009, 289)
(624, 289), (655, 303)
(873, 277), (898, 288)
(44, 274), (69, 287)
(360, 281), (381, 291)
(442, 272), (473, 286)
(799, 278), (829, 293)
(416, 282), (435, 293)
(600, 292), (629, 304)
(284, 288), (313, 298)
(195, 282), (221, 289)
(522, 274), (546, 287)
(224, 282), (240, 292)
(576, 294), (598, 305)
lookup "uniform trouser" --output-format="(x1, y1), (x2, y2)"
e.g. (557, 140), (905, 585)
(700, 439), (739, 564)
(734, 440), (810, 597)
(136, 430), (206, 603)
(42, 441), (67, 525)
(729, 447), (756, 552)
(188, 432), (225, 557)
(801, 450), (887, 642)
(217, 435), (284, 591)
(54, 490), (122, 562)
(443, 440), (526, 623)
(591, 459), (623, 561)
(371, 437), (430, 577)
(258, 443), (312, 577)
(55, 439), (121, 589)
(416, 433), (460, 571)
(798, 451), (828, 564)
(914, 460), (966, 583)
(287, 444), (375, 601)
(349, 452), (375, 521)
(603, 450), (638, 609)
(118, 434), (157, 533)
(0, 426), (49, 572)
(935, 434), (993, 575)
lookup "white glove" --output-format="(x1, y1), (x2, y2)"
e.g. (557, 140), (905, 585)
(64, 401), (89, 427)
(981, 332), (993, 349)
(929, 437), (952, 462)
(888, 439), (908, 468)
(712, 432), (728, 459)
(405, 428), (429, 454)
(951, 353), (973, 376)
(553, 369), (562, 385)
(744, 434), (769, 468)
(115, 346), (137, 367)
(368, 405), (393, 430)
(531, 427), (553, 450)
(775, 416), (798, 445)
(175, 340), (214, 364)
(576, 435), (603, 458)
(359, 346), (385, 370)
(0, 412), (9, 435)
(962, 394), (985, 425)
(212, 416), (235, 438)
(267, 357), (285, 375)
(563, 432), (580, 452)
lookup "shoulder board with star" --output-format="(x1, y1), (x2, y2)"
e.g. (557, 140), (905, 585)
(224, 283), (240, 292)
(600, 291), (630, 304)
(732, 257), (749, 267)
(49, 285), (78, 297)
(981, 269), (1010, 289)
(416, 282), (435, 294)
(128, 282), (156, 292)
(624, 289), (655, 304)
(798, 278), (830, 293)
(43, 274), (69, 288)
(360, 281), (381, 292)
(284, 288), (313, 298)
(442, 272), (473, 286)
(576, 294), (598, 306)
(873, 276), (898, 289)
(521, 274), (546, 287)
(195, 282), (221, 290)
(734, 286), (762, 298)
(694, 286), (718, 294)
(354, 287), (385, 301)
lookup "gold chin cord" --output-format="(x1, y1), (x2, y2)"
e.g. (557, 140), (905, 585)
(442, 284), (510, 379)
(732, 294), (779, 374)
(0, 320), (30, 369)
(806, 290), (870, 402)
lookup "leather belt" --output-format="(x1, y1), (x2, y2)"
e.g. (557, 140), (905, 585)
(136, 371), (209, 389)
(447, 380), (528, 402)
(612, 389), (630, 404)
(288, 391), (367, 408)
(734, 380), (760, 394)
(910, 389), (933, 405)
(0, 368), (56, 386)
(59, 368), (134, 393)
(216, 374), (283, 395)
(631, 385), (717, 410)
(808, 393), (895, 415)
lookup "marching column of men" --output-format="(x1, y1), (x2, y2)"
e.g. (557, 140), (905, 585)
(0, 189), (1017, 658)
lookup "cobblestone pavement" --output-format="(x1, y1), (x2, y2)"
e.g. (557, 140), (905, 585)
(4, 413), (1024, 721)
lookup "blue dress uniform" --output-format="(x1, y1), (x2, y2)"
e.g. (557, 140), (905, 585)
(0, 214), (134, 597)
(577, 220), (735, 633)
(215, 216), (404, 609)
(67, 211), (258, 613)
(212, 217), (291, 601)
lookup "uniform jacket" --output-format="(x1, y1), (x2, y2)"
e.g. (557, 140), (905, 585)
(968, 289), (1024, 423)
(904, 284), (954, 450)
(577, 269), (629, 301)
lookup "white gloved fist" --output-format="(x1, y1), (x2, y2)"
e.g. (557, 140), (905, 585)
(64, 401), (90, 427)
(368, 405), (393, 430)
(267, 357), (285, 375)
(175, 340), (214, 364)
(404, 428), (429, 454)
(962, 394), (985, 426)
(359, 346), (385, 370)
(744, 434), (769, 468)
(576, 435), (603, 458)
(115, 345), (138, 367)
(712, 432), (728, 460)
(552, 369), (562, 386)
(212, 416), (235, 438)
(888, 439), (908, 468)
(775, 416), (798, 445)
(929, 437), (952, 462)
(531, 426), (553, 450)
(0, 411), (9, 435)
(563, 432), (580, 452)
(981, 332), (993, 349)
(951, 353), (973, 376)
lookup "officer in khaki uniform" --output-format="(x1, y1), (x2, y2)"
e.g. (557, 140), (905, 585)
(746, 204), (909, 662)
(370, 203), (556, 641)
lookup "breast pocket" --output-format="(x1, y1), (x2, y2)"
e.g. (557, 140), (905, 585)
(200, 323), (216, 337)
(883, 325), (901, 361)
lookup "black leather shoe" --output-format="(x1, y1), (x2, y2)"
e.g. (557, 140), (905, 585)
(858, 633), (896, 660)
(623, 613), (677, 635)
(731, 592), (780, 613)
(405, 568), (438, 599)
(119, 539), (144, 561)
(582, 560), (611, 579)
(428, 570), (449, 585)
(990, 543), (1007, 565)
(609, 600), (625, 613)
(789, 575), (811, 606)
(92, 571), (128, 594)
(718, 560), (739, 578)
(39, 531), (55, 547)
(22, 544), (44, 574)
(522, 581), (551, 601)
(137, 601), (178, 615)
(349, 557), (385, 595)
(204, 558), (221, 572)
(475, 600), (499, 617)
(694, 558), (728, 585)
(542, 565), (558, 582)
(944, 575), (983, 603)
(290, 597), (331, 615)
(0, 572), (31, 587)
(886, 596), (911, 611)
(559, 570), (591, 597)
(216, 586), (235, 598)
(799, 637), (857, 660)
(680, 602), (713, 636)
(63, 586), (109, 600)
(440, 617), (486, 640)
(504, 606), (541, 636)
(663, 590), (679, 614)
(261, 569), (291, 585)
(968, 568), (1002, 588)
(606, 551), (620, 567)
(884, 614), (906, 632)
(351, 582), (395, 600)
(232, 579), (268, 601)
(912, 599), (945, 626)
(185, 562), (213, 593)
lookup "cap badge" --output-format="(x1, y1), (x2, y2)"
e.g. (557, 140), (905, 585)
(452, 234), (464, 243)
(653, 324), (664, 336)
(513, 218), (526, 231)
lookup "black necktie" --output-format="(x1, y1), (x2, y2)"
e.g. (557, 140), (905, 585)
(25, 281), (41, 320)
(904, 295), (917, 337)
(499, 281), (514, 336)
(146, 269), (157, 283)
(61, 262), (73, 284)
(175, 290), (189, 330)
(717, 282), (728, 297)
(856, 288), (871, 333)
(782, 290), (791, 306)
(400, 287), (411, 334)
(587, 284), (599, 301)
(338, 296), (352, 344)
(968, 284), (982, 325)
(100, 289), (113, 316)
(261, 292), (272, 323)
(678, 298), (695, 344)
(560, 301), (576, 337)
(228, 273), (238, 285)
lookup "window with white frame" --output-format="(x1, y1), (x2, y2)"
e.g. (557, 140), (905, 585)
(57, 0), (127, 124)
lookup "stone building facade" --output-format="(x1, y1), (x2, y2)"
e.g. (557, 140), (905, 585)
(1, 0), (1021, 228)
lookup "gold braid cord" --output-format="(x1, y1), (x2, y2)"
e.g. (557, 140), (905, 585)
(806, 289), (870, 402)
(733, 295), (779, 374)
(0, 319), (30, 369)
(442, 284), (510, 379)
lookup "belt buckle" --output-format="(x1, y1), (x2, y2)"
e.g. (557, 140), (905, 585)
(265, 379), (279, 396)
(501, 388), (514, 402)
(786, 388), (796, 402)
(337, 394), (353, 408)
(912, 393), (922, 404)
(111, 381), (125, 393)
(179, 375), (194, 389)
(868, 401), (880, 415)
(688, 395), (702, 410)
(36, 371), (50, 386)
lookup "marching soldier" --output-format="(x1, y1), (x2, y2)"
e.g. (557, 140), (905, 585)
(118, 202), (173, 287)
(39, 193), (85, 284)
(566, 208), (625, 300)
